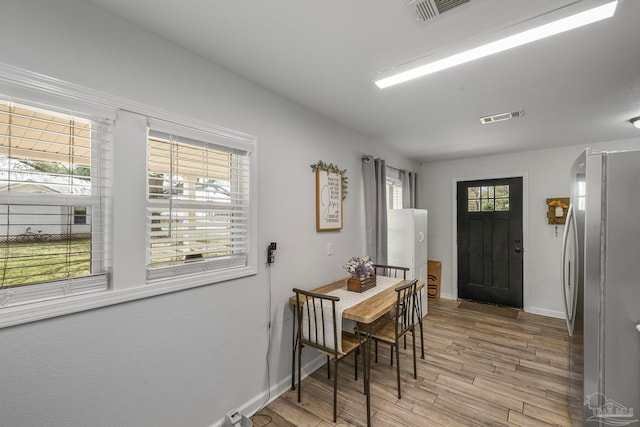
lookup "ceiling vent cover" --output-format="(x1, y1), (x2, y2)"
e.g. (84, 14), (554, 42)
(407, 0), (471, 23)
(480, 110), (525, 125)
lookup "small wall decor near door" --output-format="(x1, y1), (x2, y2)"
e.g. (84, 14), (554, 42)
(546, 198), (569, 225)
(311, 161), (345, 231)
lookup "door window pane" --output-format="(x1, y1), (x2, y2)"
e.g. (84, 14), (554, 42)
(495, 185), (509, 198)
(495, 198), (510, 211)
(481, 186), (494, 199)
(467, 184), (510, 212)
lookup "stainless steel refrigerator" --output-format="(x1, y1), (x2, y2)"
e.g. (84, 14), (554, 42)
(562, 149), (640, 425)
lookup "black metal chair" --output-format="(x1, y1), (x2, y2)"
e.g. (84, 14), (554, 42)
(373, 264), (425, 359)
(368, 279), (419, 399)
(373, 263), (408, 279)
(293, 288), (365, 423)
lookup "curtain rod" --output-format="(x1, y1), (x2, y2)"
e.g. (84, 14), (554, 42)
(362, 155), (417, 175)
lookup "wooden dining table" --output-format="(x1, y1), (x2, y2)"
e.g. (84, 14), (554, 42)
(289, 276), (425, 426)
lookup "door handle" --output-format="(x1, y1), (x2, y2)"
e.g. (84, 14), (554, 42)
(561, 204), (578, 336)
(515, 247), (522, 253)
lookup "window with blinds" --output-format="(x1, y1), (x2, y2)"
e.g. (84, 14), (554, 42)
(0, 99), (111, 307)
(386, 173), (403, 210)
(146, 126), (251, 281)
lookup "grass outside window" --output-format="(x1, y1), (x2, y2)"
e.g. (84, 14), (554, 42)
(0, 239), (91, 287)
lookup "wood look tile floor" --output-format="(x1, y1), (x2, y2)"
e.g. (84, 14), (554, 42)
(253, 299), (572, 427)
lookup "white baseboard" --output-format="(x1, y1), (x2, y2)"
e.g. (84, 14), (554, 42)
(432, 296), (565, 320)
(210, 354), (326, 427)
(526, 306), (565, 319)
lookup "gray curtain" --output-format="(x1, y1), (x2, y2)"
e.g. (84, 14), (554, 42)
(362, 156), (387, 264)
(401, 170), (418, 209)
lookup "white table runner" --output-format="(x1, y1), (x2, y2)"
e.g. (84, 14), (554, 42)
(302, 275), (401, 354)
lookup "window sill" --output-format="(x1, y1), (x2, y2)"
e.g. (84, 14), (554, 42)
(0, 266), (256, 329)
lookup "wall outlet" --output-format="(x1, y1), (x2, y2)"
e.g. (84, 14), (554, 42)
(327, 242), (333, 255)
(225, 409), (242, 425)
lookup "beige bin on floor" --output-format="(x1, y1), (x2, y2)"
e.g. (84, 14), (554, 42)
(427, 260), (441, 301)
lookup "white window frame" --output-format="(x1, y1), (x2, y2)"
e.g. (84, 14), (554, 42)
(0, 63), (258, 328)
(0, 99), (112, 306)
(145, 119), (254, 282)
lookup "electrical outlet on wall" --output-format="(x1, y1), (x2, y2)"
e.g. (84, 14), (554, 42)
(327, 242), (333, 255)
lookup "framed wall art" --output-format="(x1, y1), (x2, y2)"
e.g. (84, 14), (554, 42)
(315, 167), (343, 231)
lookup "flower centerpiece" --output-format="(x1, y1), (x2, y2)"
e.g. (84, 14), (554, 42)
(344, 256), (376, 292)
(344, 256), (374, 279)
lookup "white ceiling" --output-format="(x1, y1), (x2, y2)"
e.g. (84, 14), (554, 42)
(86, 0), (640, 163)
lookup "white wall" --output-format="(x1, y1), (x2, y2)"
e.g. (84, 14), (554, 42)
(421, 137), (640, 317)
(0, 1), (418, 426)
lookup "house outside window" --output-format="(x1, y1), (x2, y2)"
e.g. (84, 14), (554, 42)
(73, 207), (88, 225)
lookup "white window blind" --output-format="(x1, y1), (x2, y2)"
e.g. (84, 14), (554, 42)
(0, 99), (112, 307)
(386, 168), (403, 210)
(146, 125), (251, 281)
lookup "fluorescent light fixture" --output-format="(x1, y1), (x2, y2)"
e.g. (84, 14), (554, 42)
(631, 117), (640, 129)
(374, 1), (618, 89)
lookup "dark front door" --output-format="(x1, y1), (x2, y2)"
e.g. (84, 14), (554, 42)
(457, 177), (523, 308)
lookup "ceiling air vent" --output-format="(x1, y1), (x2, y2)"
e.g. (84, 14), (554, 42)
(407, 0), (471, 24)
(479, 110), (525, 125)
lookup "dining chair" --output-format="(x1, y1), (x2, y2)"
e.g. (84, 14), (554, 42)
(413, 282), (425, 359)
(373, 263), (408, 279)
(373, 264), (425, 359)
(368, 279), (419, 399)
(292, 288), (366, 423)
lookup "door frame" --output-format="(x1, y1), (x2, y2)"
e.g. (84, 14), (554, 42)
(451, 172), (530, 312)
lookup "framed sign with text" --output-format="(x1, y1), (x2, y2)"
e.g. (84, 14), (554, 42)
(316, 168), (343, 231)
